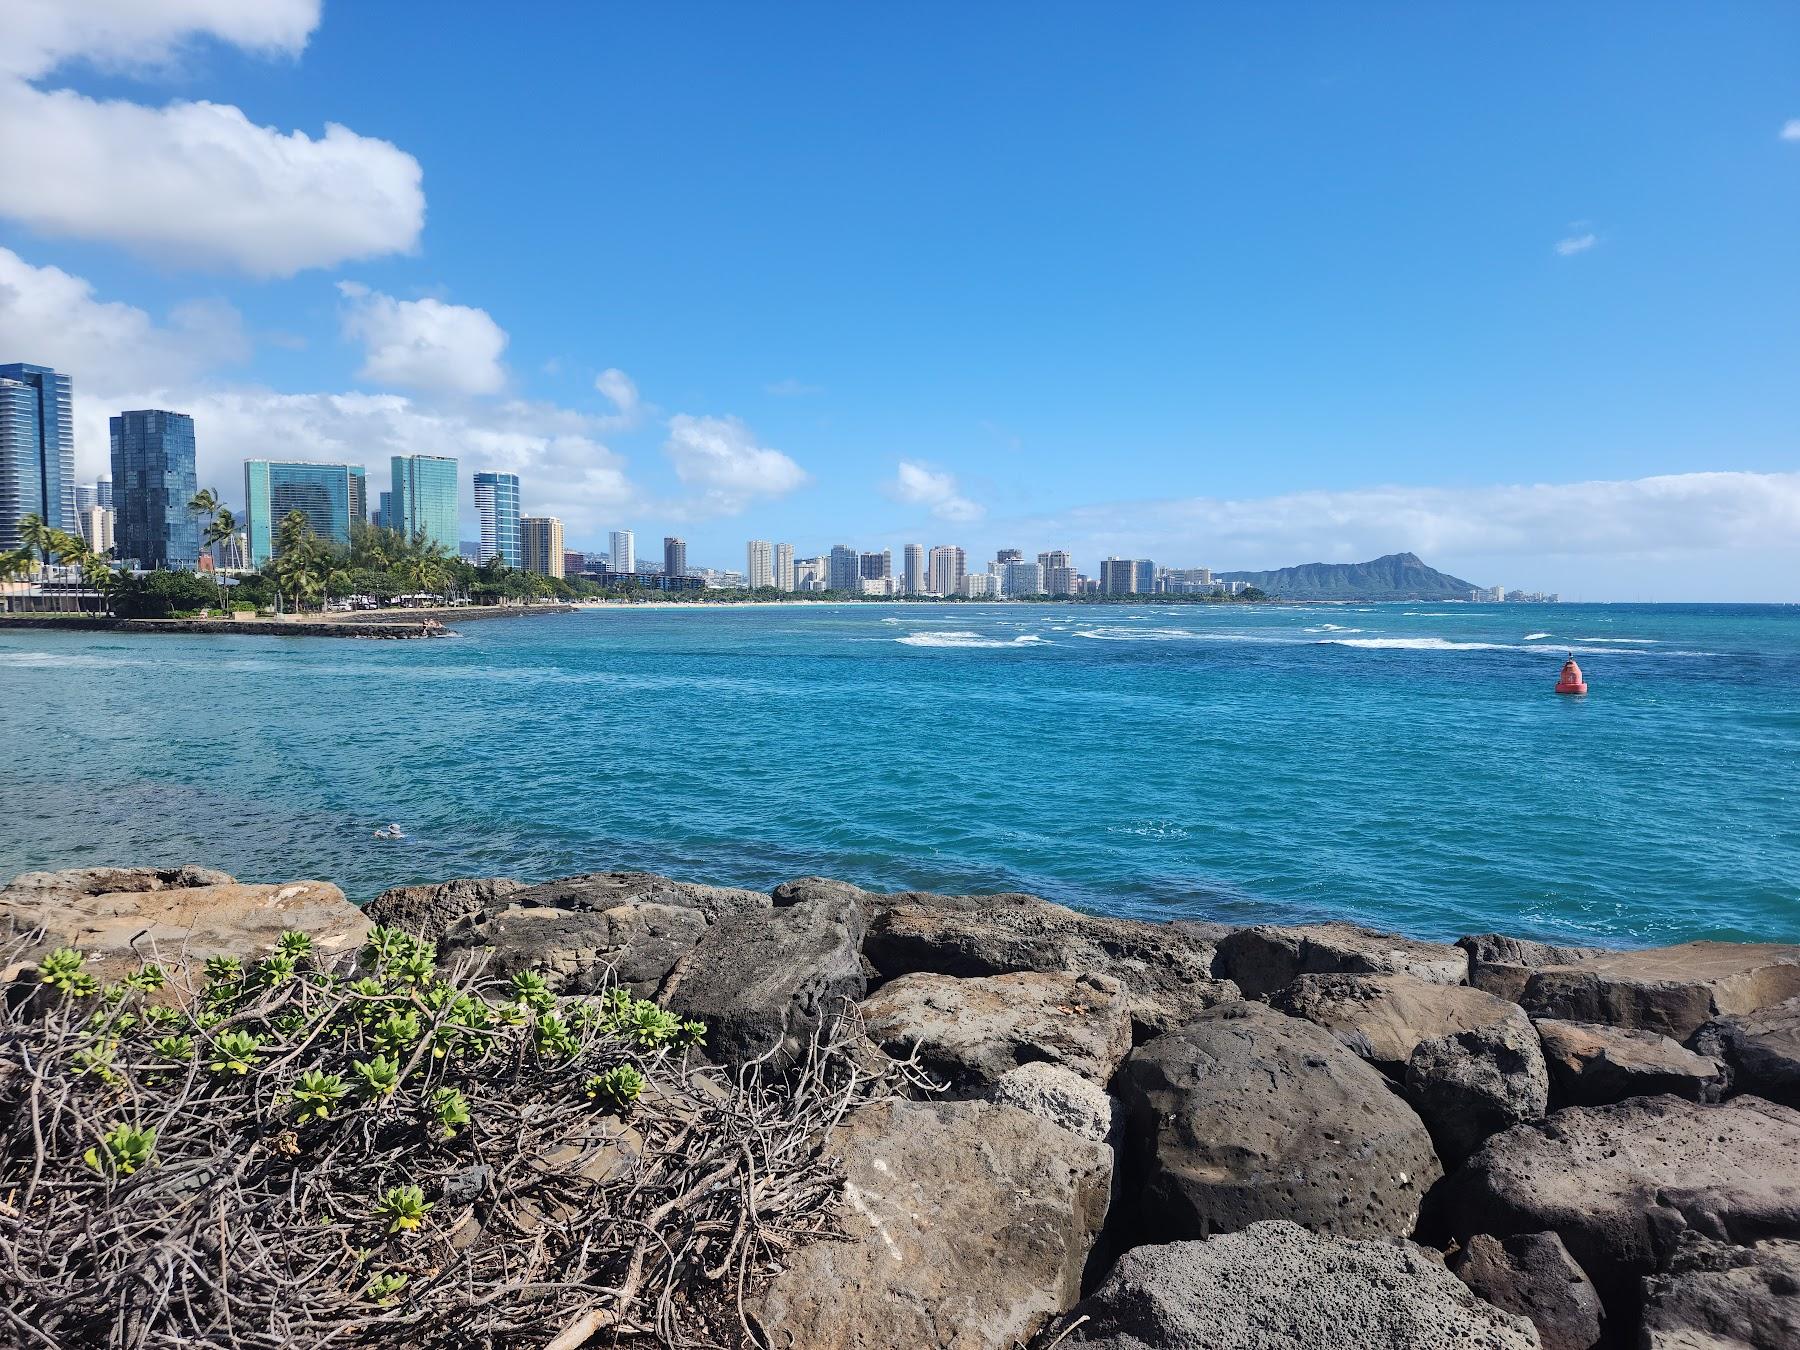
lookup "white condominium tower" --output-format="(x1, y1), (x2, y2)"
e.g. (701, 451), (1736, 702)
(927, 544), (966, 596)
(775, 542), (795, 592)
(746, 539), (774, 589)
(903, 543), (925, 595)
(609, 529), (635, 574)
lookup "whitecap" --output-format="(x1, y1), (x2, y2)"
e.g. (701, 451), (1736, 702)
(1523, 632), (1552, 641)
(895, 631), (1049, 649)
(1575, 637), (1657, 644)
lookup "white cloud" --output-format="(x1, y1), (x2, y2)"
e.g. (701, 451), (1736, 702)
(765, 377), (823, 397)
(0, 244), (246, 389)
(662, 414), (807, 517)
(0, 4), (423, 277)
(1782, 119), (1800, 142)
(338, 283), (507, 396)
(889, 459), (985, 522)
(1554, 233), (1597, 257)
(594, 367), (643, 429)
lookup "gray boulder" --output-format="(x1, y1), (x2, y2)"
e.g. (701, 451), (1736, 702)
(1520, 942), (1800, 1041)
(864, 893), (1236, 1039)
(1056, 1221), (1540, 1349)
(1447, 1232), (1603, 1350)
(1405, 1009), (1550, 1165)
(1271, 972), (1528, 1077)
(362, 875), (525, 942)
(750, 1098), (1111, 1350)
(860, 970), (1133, 1093)
(1443, 1095), (1800, 1300)
(662, 885), (866, 1065)
(1214, 922), (1468, 1000)
(1692, 997), (1800, 1109)
(1535, 1018), (1725, 1107)
(1640, 1234), (1800, 1350)
(1117, 1000), (1441, 1240)
(984, 1062), (1119, 1144)
(1458, 934), (1607, 1003)
(506, 869), (770, 923)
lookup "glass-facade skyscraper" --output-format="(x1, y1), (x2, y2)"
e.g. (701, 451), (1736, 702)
(390, 454), (459, 551)
(244, 460), (368, 564)
(0, 362), (76, 551)
(110, 409), (199, 570)
(473, 471), (521, 567)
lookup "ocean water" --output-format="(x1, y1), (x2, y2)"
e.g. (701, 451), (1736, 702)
(1, 602), (1796, 947)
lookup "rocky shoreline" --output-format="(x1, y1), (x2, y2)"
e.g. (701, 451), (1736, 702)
(5, 863), (1798, 1348)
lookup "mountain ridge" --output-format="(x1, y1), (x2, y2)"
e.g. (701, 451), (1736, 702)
(1219, 552), (1481, 601)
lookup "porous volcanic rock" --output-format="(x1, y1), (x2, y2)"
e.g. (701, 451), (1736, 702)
(1639, 1233), (1800, 1350)
(984, 1062), (1118, 1144)
(1404, 1010), (1550, 1165)
(1448, 1232), (1603, 1350)
(1054, 1221), (1540, 1349)
(1692, 997), (1800, 1109)
(1117, 1000), (1441, 1240)
(1271, 972), (1526, 1076)
(1214, 922), (1468, 1000)
(661, 884), (867, 1065)
(362, 876), (525, 941)
(860, 970), (1133, 1093)
(505, 870), (770, 924)
(1442, 1095), (1800, 1300)
(1534, 1018), (1725, 1107)
(0, 866), (365, 977)
(1458, 934), (1607, 1003)
(1519, 942), (1800, 1041)
(863, 893), (1236, 1039)
(750, 1098), (1111, 1350)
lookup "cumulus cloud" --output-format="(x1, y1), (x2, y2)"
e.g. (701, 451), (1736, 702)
(1782, 119), (1800, 141)
(1554, 232), (1597, 257)
(0, 3), (423, 277)
(888, 459), (985, 522)
(594, 367), (643, 430)
(661, 414), (808, 517)
(337, 282), (507, 396)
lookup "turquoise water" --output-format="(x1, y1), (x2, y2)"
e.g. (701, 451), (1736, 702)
(2, 603), (1796, 945)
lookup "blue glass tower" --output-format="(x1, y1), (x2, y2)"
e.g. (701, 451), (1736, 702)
(244, 460), (368, 564)
(390, 454), (459, 551)
(110, 410), (200, 570)
(473, 471), (521, 567)
(0, 362), (76, 551)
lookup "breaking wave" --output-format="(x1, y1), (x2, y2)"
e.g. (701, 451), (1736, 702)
(895, 631), (1050, 649)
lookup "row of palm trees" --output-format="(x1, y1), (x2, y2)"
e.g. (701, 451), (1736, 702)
(0, 513), (123, 613)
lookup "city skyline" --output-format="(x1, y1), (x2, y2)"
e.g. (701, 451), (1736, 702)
(0, 7), (1796, 598)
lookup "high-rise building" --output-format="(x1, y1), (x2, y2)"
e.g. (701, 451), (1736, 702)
(827, 544), (860, 591)
(96, 475), (114, 509)
(1045, 565), (1079, 597)
(473, 471), (522, 567)
(373, 490), (393, 530)
(245, 460), (369, 564)
(903, 543), (925, 596)
(1037, 549), (1072, 575)
(793, 556), (827, 591)
(521, 516), (564, 577)
(1001, 561), (1044, 597)
(995, 548), (1023, 565)
(775, 541), (795, 592)
(1164, 567), (1215, 594)
(75, 483), (98, 515)
(859, 549), (893, 580)
(78, 504), (115, 555)
(927, 545), (966, 596)
(663, 536), (687, 578)
(111, 410), (199, 570)
(0, 363), (76, 550)
(958, 572), (997, 598)
(390, 454), (459, 551)
(609, 529), (636, 575)
(1099, 557), (1137, 595)
(746, 539), (774, 589)
(1135, 559), (1157, 593)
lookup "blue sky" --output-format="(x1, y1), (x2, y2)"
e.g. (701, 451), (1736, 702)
(1, 2), (1796, 598)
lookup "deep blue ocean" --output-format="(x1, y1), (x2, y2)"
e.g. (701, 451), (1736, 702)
(2, 602), (1796, 946)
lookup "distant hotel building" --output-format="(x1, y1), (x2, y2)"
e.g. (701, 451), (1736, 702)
(609, 529), (636, 575)
(827, 544), (859, 591)
(775, 541), (795, 592)
(112, 409), (199, 569)
(521, 516), (564, 577)
(244, 460), (368, 564)
(390, 454), (458, 551)
(78, 504), (115, 555)
(860, 549), (893, 581)
(663, 536), (686, 578)
(927, 545), (966, 596)
(1001, 560), (1044, 597)
(746, 539), (774, 589)
(1099, 557), (1137, 594)
(473, 471), (521, 567)
(903, 543), (925, 596)
(0, 362), (76, 550)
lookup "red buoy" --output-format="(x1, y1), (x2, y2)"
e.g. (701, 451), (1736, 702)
(1555, 655), (1588, 696)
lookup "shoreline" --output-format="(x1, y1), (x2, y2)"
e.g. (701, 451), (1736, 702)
(0, 604), (573, 639)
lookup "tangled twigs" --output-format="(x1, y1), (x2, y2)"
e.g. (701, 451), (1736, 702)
(0, 927), (909, 1347)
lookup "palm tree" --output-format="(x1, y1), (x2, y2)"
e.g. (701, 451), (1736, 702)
(272, 509), (325, 614)
(16, 513), (56, 568)
(46, 530), (93, 612)
(201, 505), (237, 613)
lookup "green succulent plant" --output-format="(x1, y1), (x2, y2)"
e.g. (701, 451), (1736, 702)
(428, 1087), (471, 1139)
(584, 1064), (646, 1114)
(208, 1030), (264, 1075)
(373, 1183), (432, 1234)
(38, 947), (97, 997)
(85, 1123), (156, 1176)
(354, 1054), (401, 1098)
(292, 1069), (351, 1121)
(277, 930), (313, 957)
(363, 1270), (408, 1304)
